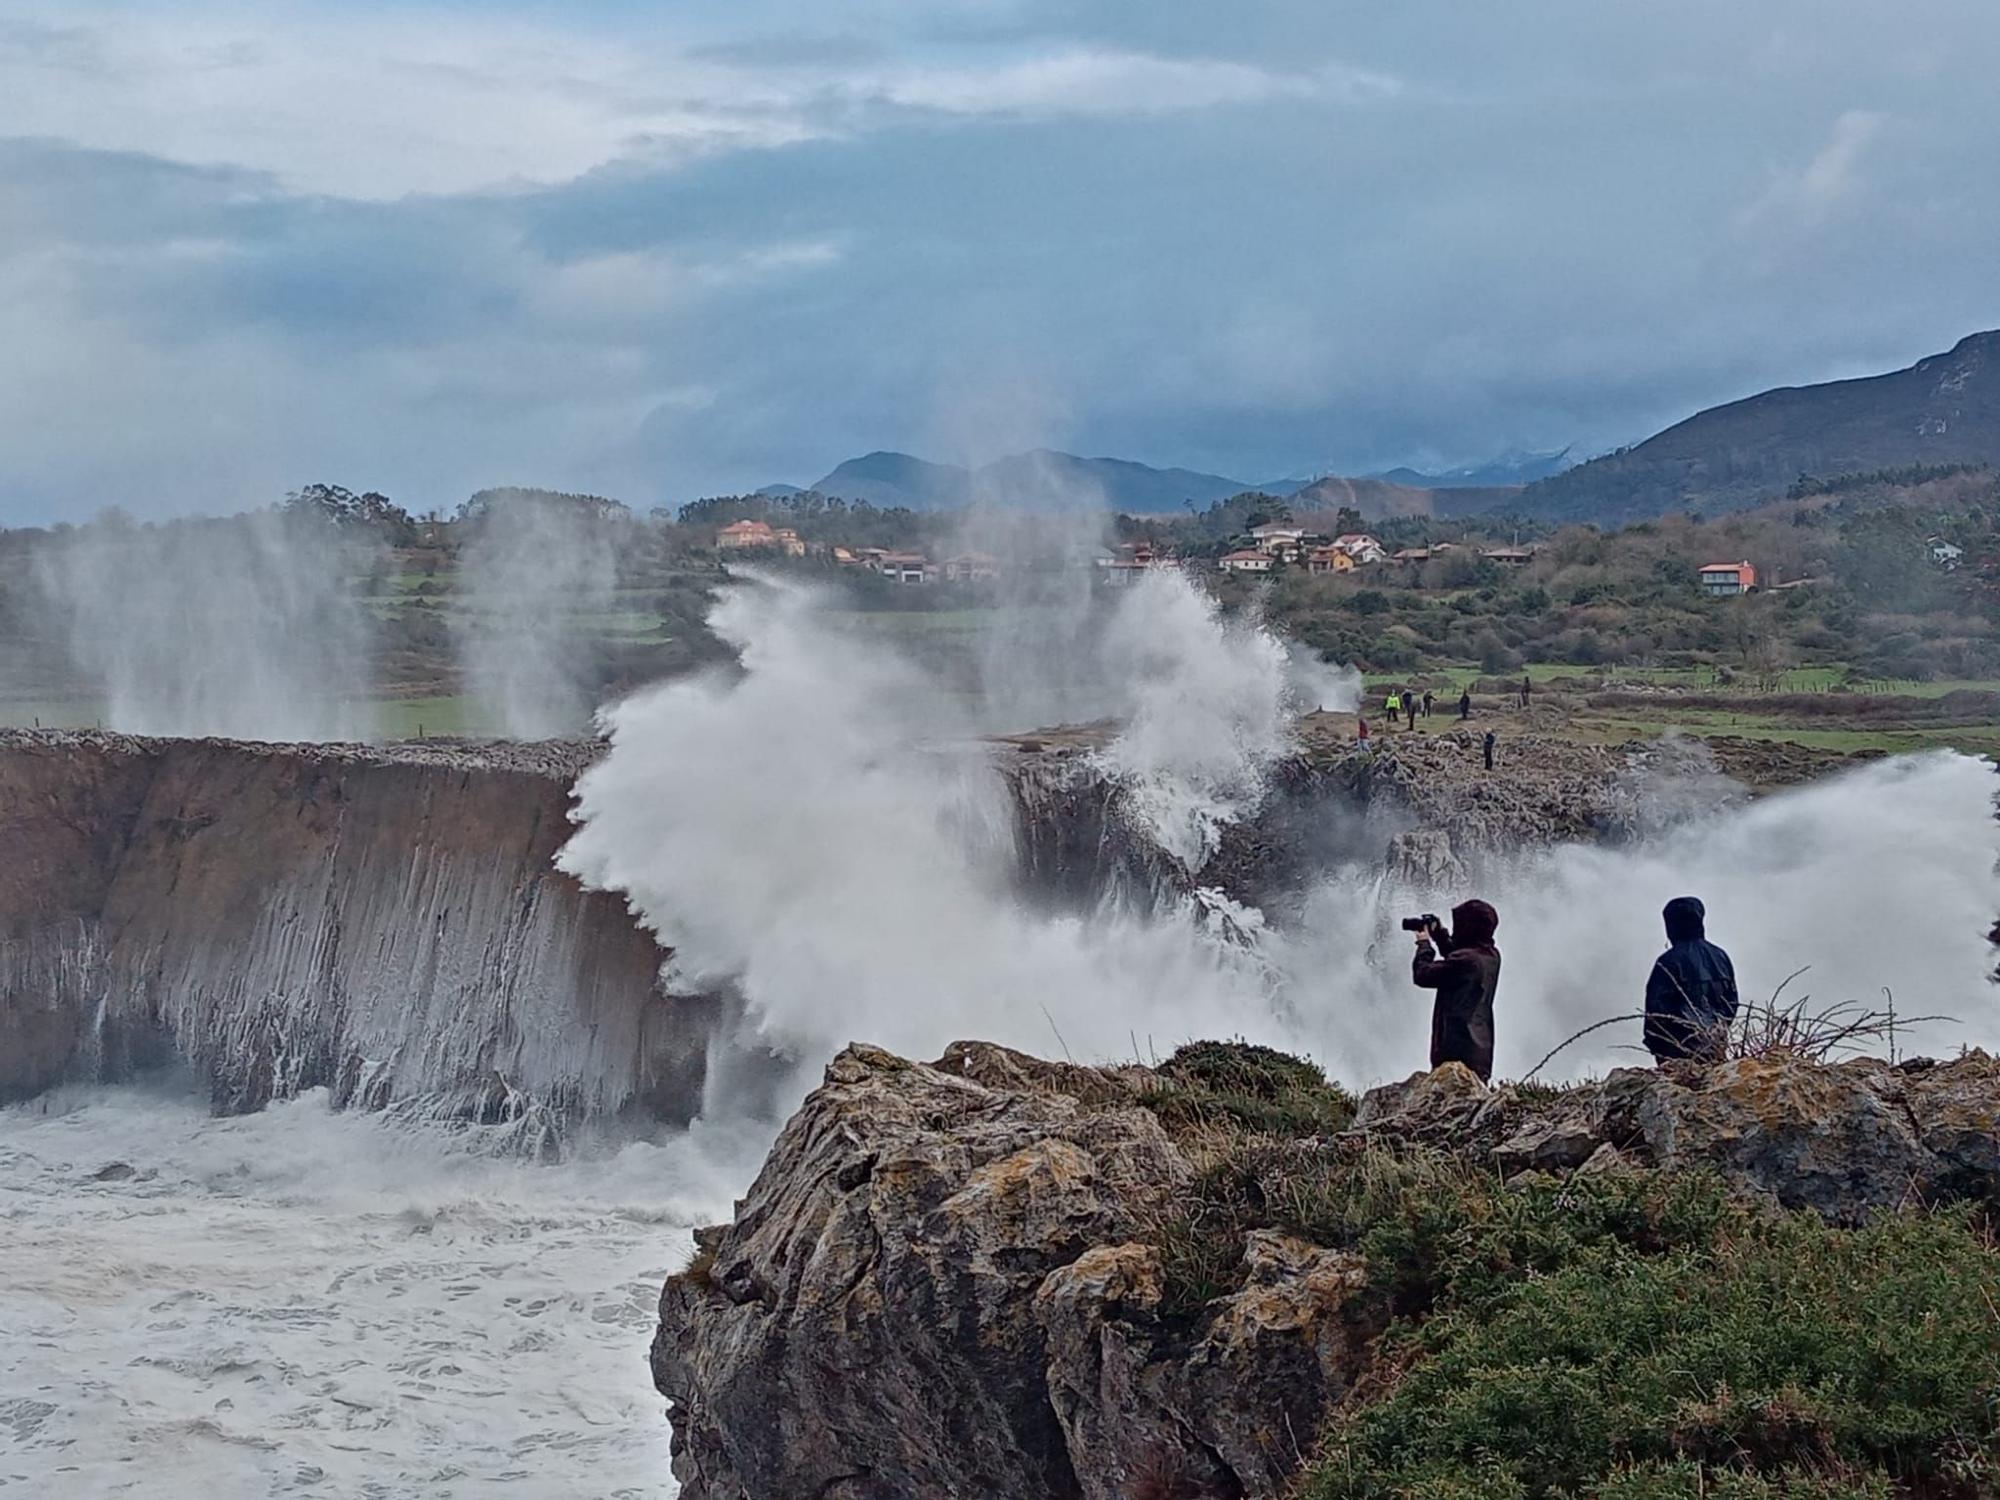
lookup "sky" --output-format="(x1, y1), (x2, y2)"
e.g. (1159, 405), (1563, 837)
(1, 0), (1997, 522)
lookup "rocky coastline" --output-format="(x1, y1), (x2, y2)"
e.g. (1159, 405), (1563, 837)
(657, 1040), (2000, 1500)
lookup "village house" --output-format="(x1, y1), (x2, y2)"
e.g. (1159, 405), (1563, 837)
(716, 519), (777, 550)
(874, 551), (931, 584)
(1306, 545), (1355, 575)
(1333, 533), (1386, 564)
(1249, 522), (1306, 554)
(1480, 545), (1536, 566)
(1219, 548), (1274, 574)
(771, 526), (807, 558)
(1930, 538), (1965, 570)
(1698, 560), (1757, 596)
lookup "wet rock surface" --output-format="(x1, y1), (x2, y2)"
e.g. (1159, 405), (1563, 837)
(660, 1042), (2000, 1500)
(0, 729), (714, 1123)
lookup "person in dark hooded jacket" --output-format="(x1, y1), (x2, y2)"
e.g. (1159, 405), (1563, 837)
(1412, 899), (1502, 1081)
(1644, 896), (1738, 1064)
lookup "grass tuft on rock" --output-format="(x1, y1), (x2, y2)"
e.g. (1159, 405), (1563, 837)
(1140, 1040), (1356, 1140)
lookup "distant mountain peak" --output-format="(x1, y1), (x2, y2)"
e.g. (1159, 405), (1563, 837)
(1512, 330), (2000, 526)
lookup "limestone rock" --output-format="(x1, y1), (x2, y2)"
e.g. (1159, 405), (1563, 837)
(1037, 1233), (1380, 1500)
(1354, 1061), (1499, 1143)
(655, 1043), (2000, 1500)
(655, 1043), (1194, 1500)
(656, 1043), (1396, 1500)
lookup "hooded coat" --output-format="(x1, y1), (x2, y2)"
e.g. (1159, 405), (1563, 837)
(1644, 896), (1739, 1062)
(1413, 899), (1501, 1081)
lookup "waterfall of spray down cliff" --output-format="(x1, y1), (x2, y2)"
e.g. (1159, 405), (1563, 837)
(563, 572), (2000, 1103)
(0, 732), (722, 1140)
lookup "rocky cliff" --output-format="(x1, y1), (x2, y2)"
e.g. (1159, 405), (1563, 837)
(1000, 720), (1751, 910)
(657, 1041), (2000, 1500)
(0, 730), (718, 1129)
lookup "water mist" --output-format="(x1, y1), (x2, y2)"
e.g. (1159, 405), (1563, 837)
(32, 509), (379, 741)
(456, 496), (619, 738)
(558, 569), (1320, 1092)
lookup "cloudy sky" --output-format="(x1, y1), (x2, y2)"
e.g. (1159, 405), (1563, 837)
(2, 0), (1996, 522)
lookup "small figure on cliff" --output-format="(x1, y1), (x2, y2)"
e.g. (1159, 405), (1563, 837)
(1458, 688), (1472, 720)
(1411, 900), (1502, 1082)
(1644, 896), (1739, 1066)
(1422, 690), (1434, 719)
(1405, 694), (1418, 730)
(1519, 674), (1533, 710)
(1482, 730), (1496, 771)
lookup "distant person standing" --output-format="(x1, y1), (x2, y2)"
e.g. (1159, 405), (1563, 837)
(1405, 694), (1417, 729)
(1356, 715), (1370, 747)
(1482, 730), (1496, 771)
(1644, 897), (1739, 1066)
(1422, 690), (1435, 719)
(1385, 689), (1402, 725)
(1519, 674), (1532, 710)
(1458, 688), (1472, 721)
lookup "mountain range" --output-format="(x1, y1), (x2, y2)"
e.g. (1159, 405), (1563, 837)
(769, 448), (1568, 515)
(762, 331), (2000, 525)
(1507, 330), (2000, 524)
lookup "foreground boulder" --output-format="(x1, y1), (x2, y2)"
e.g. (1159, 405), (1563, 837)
(657, 1043), (2000, 1500)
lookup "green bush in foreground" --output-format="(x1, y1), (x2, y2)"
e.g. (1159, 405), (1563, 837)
(1290, 1170), (2000, 1499)
(1146, 1133), (2000, 1494)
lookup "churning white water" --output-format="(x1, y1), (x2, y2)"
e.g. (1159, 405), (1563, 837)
(0, 1086), (762, 1498)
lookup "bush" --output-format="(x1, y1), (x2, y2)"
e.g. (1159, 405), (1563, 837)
(1298, 1181), (2000, 1500)
(1143, 1041), (1355, 1141)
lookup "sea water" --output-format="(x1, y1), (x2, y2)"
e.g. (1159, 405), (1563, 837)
(0, 1086), (762, 1499)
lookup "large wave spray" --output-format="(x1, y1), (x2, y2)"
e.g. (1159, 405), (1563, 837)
(564, 569), (2000, 1099)
(559, 572), (1302, 1074)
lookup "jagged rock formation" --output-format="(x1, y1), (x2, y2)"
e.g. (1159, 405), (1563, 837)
(0, 730), (718, 1126)
(657, 1041), (2000, 1499)
(998, 723), (1744, 912)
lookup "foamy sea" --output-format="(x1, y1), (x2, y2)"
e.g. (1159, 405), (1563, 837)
(0, 1087), (761, 1498)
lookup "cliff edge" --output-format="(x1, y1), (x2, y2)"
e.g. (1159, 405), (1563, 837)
(658, 1041), (2000, 1499)
(0, 730), (718, 1127)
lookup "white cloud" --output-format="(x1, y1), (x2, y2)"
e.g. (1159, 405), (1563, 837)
(0, 8), (1399, 199)
(0, 11), (804, 199)
(1739, 108), (1886, 234)
(842, 50), (1399, 118)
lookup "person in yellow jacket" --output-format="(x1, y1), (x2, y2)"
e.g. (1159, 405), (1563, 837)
(1384, 689), (1402, 724)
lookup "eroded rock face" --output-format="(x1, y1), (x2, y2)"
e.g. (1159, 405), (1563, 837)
(1037, 1232), (1378, 1500)
(656, 1042), (1196, 1500)
(1374, 1051), (2000, 1224)
(660, 1043), (2000, 1500)
(657, 1042), (1388, 1500)
(0, 730), (717, 1124)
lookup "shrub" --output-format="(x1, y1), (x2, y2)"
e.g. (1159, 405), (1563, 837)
(1298, 1185), (2000, 1500)
(1143, 1041), (1356, 1141)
